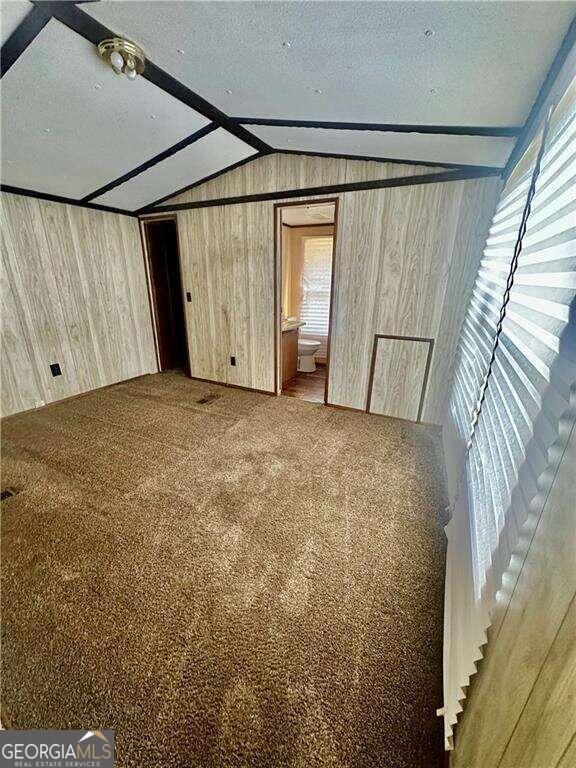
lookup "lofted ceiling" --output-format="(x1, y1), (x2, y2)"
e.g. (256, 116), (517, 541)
(1, 0), (575, 214)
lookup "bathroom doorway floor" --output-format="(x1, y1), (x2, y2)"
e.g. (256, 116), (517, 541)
(282, 363), (326, 403)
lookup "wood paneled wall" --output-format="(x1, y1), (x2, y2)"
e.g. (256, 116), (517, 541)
(163, 154), (500, 422)
(162, 152), (438, 205)
(450, 420), (576, 768)
(1, 193), (157, 416)
(177, 199), (274, 392)
(331, 175), (500, 423)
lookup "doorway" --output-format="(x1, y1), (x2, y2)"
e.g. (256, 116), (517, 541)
(143, 218), (188, 373)
(275, 199), (338, 404)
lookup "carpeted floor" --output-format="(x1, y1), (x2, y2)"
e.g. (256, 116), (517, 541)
(1, 371), (448, 768)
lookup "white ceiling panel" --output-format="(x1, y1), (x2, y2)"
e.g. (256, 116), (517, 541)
(84, 1), (576, 126)
(1, 0), (32, 45)
(91, 128), (257, 210)
(0, 18), (210, 199)
(242, 125), (515, 168)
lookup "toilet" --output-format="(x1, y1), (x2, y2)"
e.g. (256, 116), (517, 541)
(298, 339), (321, 372)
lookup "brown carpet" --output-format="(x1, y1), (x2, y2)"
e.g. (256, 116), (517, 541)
(1, 371), (447, 768)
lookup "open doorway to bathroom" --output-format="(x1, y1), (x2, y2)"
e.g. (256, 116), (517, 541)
(275, 199), (338, 404)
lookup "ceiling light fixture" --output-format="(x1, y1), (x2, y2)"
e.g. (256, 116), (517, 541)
(97, 38), (146, 81)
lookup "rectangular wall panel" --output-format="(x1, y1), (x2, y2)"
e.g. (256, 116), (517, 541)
(367, 336), (432, 421)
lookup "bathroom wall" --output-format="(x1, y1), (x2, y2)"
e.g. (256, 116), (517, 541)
(154, 153), (500, 423)
(1, 192), (157, 416)
(282, 224), (334, 363)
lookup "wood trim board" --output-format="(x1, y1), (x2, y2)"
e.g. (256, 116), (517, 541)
(144, 166), (502, 214)
(234, 117), (521, 137)
(0, 184), (137, 217)
(0, 3), (52, 77)
(138, 219), (161, 371)
(82, 124), (219, 202)
(365, 334), (435, 423)
(273, 197), (339, 402)
(141, 216), (192, 377)
(503, 13), (576, 179)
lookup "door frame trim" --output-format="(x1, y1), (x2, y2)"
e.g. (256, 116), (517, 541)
(141, 216), (191, 376)
(365, 333), (435, 422)
(273, 197), (340, 403)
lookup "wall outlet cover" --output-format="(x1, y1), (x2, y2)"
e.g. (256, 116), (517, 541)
(50, 363), (62, 377)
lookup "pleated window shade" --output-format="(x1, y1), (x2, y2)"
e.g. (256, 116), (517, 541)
(440, 89), (576, 749)
(299, 236), (333, 337)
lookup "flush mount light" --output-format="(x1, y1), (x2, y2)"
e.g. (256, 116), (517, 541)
(97, 37), (146, 81)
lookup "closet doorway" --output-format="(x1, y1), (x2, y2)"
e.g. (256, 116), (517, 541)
(275, 199), (338, 404)
(143, 217), (188, 373)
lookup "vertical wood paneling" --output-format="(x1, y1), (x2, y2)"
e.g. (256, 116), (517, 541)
(1, 193), (157, 416)
(329, 176), (500, 422)
(169, 155), (500, 422)
(451, 422), (576, 768)
(0, 250), (44, 414)
(328, 188), (384, 406)
(177, 200), (275, 392)
(161, 152), (438, 206)
(368, 337), (430, 420)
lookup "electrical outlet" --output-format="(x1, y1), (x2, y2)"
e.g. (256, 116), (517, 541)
(230, 356), (236, 366)
(49, 363), (62, 377)
(186, 291), (192, 302)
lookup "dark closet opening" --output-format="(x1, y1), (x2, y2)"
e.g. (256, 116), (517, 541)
(143, 218), (188, 373)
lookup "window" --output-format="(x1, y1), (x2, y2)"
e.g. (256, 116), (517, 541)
(299, 236), (333, 336)
(440, 93), (576, 749)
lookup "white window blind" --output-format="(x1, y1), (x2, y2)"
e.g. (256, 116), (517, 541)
(440, 94), (576, 749)
(299, 236), (333, 336)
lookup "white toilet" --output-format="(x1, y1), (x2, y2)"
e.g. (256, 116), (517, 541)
(298, 339), (321, 372)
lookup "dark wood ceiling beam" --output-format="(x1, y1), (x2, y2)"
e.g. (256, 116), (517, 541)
(277, 148), (503, 172)
(234, 117), (522, 138)
(137, 151), (267, 212)
(503, 13), (576, 179)
(0, 184), (137, 217)
(83, 124), (219, 202)
(140, 166), (502, 215)
(0, 4), (52, 77)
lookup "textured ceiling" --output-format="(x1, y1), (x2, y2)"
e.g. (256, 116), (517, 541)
(0, 0), (30, 45)
(1, 0), (574, 212)
(92, 128), (257, 211)
(84, 0), (575, 126)
(243, 125), (516, 168)
(1, 18), (209, 199)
